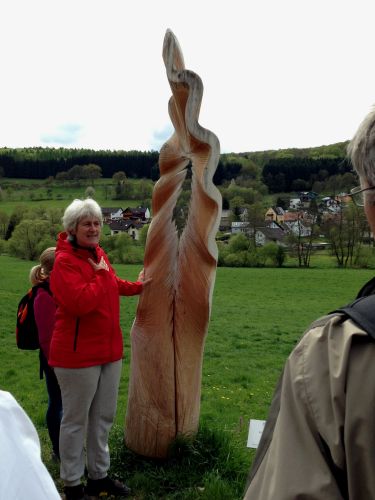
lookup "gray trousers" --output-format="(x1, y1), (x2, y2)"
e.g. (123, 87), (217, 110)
(54, 360), (122, 487)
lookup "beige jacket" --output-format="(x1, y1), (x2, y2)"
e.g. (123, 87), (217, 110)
(244, 313), (375, 500)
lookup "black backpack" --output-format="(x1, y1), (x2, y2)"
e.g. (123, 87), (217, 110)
(16, 282), (51, 350)
(332, 294), (375, 340)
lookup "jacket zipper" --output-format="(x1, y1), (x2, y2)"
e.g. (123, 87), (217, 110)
(73, 318), (80, 351)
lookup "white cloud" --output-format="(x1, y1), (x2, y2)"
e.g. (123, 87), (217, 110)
(41, 123), (83, 145)
(150, 124), (174, 152)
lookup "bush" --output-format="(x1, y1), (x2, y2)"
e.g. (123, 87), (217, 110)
(101, 233), (144, 264)
(353, 246), (375, 269)
(224, 252), (247, 267)
(8, 220), (57, 260)
(259, 243), (286, 267)
(227, 234), (250, 253)
(0, 238), (8, 255)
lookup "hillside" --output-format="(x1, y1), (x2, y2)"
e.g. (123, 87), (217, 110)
(0, 142), (353, 195)
(239, 141), (349, 167)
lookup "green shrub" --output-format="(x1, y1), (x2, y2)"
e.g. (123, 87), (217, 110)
(0, 238), (8, 254)
(102, 233), (144, 264)
(353, 246), (375, 268)
(259, 243), (286, 267)
(224, 252), (247, 267)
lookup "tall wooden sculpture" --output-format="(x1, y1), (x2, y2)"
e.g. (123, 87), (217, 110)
(125, 30), (222, 458)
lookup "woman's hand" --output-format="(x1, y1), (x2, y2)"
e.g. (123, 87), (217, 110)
(138, 268), (145, 281)
(138, 268), (152, 288)
(88, 257), (109, 272)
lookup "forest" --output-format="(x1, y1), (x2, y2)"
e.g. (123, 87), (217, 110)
(0, 142), (351, 192)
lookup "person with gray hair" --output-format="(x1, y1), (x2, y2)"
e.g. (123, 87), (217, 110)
(244, 107), (375, 499)
(49, 198), (151, 500)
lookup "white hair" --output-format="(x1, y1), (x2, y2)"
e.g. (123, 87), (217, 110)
(62, 198), (103, 233)
(348, 105), (375, 187)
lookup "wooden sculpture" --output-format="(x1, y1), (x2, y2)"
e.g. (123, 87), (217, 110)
(125, 29), (222, 458)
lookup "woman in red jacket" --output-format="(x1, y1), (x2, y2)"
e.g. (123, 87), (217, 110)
(30, 247), (62, 462)
(49, 198), (150, 500)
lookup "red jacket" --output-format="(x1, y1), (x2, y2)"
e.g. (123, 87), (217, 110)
(49, 232), (142, 368)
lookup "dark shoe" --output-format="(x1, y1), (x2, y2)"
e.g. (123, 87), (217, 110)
(86, 476), (131, 497)
(63, 484), (86, 500)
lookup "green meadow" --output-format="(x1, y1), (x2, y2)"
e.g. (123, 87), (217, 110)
(0, 178), (143, 214)
(1, 255), (373, 498)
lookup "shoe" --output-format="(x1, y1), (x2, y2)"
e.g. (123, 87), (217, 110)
(63, 484), (86, 500)
(86, 476), (131, 497)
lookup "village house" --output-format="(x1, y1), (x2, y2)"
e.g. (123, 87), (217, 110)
(289, 198), (302, 210)
(284, 220), (312, 237)
(264, 206), (285, 223)
(108, 220), (144, 240)
(101, 205), (150, 240)
(221, 207), (250, 231)
(231, 220), (287, 246)
(231, 221), (250, 235)
(283, 211), (304, 223)
(219, 209), (232, 231)
(298, 191), (318, 208)
(255, 226), (286, 246)
(122, 206), (150, 222)
(101, 207), (123, 224)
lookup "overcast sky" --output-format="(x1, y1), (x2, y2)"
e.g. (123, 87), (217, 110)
(0, 0), (374, 154)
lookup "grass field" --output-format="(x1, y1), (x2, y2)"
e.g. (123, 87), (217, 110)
(1, 255), (374, 498)
(0, 178), (143, 214)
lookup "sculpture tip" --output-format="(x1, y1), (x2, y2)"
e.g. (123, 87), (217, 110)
(162, 29), (185, 71)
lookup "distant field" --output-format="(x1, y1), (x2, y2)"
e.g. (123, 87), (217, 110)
(0, 178), (144, 214)
(1, 255), (373, 467)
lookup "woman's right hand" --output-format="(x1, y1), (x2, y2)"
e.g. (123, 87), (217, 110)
(88, 257), (109, 272)
(138, 268), (152, 288)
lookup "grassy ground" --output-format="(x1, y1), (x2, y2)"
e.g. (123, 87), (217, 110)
(1, 255), (374, 498)
(0, 178), (143, 214)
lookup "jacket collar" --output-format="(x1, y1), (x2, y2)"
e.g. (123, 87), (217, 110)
(56, 232), (99, 261)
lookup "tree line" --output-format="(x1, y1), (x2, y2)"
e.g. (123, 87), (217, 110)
(0, 148), (160, 180)
(0, 143), (355, 193)
(262, 156), (352, 193)
(0, 147), (244, 185)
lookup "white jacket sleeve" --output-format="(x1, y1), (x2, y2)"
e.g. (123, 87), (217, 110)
(0, 390), (61, 500)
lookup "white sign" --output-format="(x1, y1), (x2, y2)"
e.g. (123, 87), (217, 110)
(247, 419), (266, 448)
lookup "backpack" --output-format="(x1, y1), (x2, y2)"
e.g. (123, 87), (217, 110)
(16, 282), (51, 350)
(332, 294), (375, 340)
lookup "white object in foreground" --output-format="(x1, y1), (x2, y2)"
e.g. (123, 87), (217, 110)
(247, 419), (266, 448)
(0, 390), (61, 500)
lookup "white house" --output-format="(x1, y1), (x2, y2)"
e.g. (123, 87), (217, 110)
(255, 227), (286, 246)
(108, 220), (143, 240)
(101, 207), (123, 223)
(231, 221), (250, 234)
(289, 198), (301, 210)
(284, 220), (312, 237)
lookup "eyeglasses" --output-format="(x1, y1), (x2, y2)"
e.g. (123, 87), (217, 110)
(350, 185), (375, 206)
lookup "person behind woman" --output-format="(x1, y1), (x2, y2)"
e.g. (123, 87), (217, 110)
(30, 247), (62, 462)
(49, 198), (151, 500)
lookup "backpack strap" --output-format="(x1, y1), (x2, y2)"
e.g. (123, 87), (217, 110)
(332, 295), (375, 340)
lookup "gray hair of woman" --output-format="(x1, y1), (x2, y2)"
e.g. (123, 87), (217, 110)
(62, 198), (103, 233)
(348, 106), (375, 187)
(29, 247), (56, 286)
